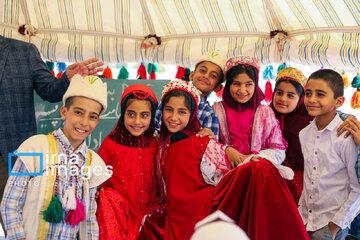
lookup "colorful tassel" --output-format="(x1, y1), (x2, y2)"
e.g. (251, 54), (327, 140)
(118, 66), (129, 79)
(56, 72), (63, 78)
(216, 85), (224, 98)
(43, 196), (64, 223)
(351, 75), (360, 109)
(103, 66), (113, 79)
(56, 62), (67, 79)
(57, 62), (67, 72)
(351, 90), (360, 109)
(277, 62), (288, 73)
(137, 63), (147, 79)
(147, 63), (158, 79)
(61, 187), (77, 211)
(65, 198), (86, 227)
(341, 71), (350, 89)
(184, 68), (191, 82)
(264, 81), (273, 103)
(263, 65), (276, 80)
(175, 66), (186, 80)
(46, 61), (55, 76)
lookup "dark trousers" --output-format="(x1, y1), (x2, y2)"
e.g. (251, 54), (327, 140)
(0, 155), (8, 236)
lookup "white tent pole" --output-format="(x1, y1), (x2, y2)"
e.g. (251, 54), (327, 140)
(263, 0), (282, 30)
(139, 0), (155, 35)
(19, 0), (31, 25)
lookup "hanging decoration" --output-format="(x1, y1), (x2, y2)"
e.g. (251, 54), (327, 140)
(137, 62), (147, 79)
(56, 62), (67, 78)
(103, 66), (113, 79)
(147, 63), (158, 79)
(263, 65), (276, 103)
(46, 61), (55, 76)
(351, 73), (360, 109)
(277, 62), (288, 73)
(18, 24), (37, 43)
(340, 70), (350, 88)
(270, 30), (289, 59)
(141, 34), (162, 49)
(175, 67), (186, 80)
(184, 68), (191, 82)
(118, 66), (129, 79)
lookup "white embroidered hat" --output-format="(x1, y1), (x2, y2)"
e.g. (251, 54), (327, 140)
(196, 50), (227, 78)
(62, 74), (108, 114)
(191, 211), (249, 240)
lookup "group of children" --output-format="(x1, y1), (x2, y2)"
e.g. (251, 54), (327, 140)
(1, 50), (360, 240)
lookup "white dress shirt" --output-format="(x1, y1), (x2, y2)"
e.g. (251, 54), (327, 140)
(299, 114), (360, 231)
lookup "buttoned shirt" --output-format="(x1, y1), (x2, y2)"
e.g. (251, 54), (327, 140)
(1, 128), (98, 239)
(299, 114), (360, 231)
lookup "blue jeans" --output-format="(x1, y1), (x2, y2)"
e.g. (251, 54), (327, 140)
(308, 224), (349, 240)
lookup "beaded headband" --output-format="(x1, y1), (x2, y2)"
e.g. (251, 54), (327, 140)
(225, 56), (260, 74)
(161, 80), (201, 105)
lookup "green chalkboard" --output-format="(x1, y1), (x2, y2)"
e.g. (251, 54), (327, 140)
(35, 78), (170, 151)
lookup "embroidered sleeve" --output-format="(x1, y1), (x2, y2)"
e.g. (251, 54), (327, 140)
(87, 187), (99, 239)
(0, 158), (29, 239)
(200, 139), (231, 186)
(251, 104), (287, 164)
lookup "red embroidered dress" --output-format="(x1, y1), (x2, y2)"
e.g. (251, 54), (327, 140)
(96, 85), (159, 240)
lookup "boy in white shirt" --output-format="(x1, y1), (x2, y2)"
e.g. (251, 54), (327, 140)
(299, 69), (360, 240)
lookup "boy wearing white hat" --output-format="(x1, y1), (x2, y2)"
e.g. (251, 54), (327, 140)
(154, 50), (226, 139)
(1, 75), (111, 240)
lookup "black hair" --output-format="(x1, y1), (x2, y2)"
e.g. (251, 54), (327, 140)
(225, 64), (257, 85)
(195, 61), (225, 84)
(275, 78), (304, 101)
(162, 89), (196, 115)
(121, 93), (157, 124)
(65, 96), (104, 114)
(308, 69), (344, 98)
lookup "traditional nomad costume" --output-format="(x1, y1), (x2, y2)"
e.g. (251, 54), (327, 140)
(157, 79), (308, 240)
(0, 75), (110, 239)
(96, 85), (159, 240)
(211, 57), (309, 240)
(270, 67), (311, 204)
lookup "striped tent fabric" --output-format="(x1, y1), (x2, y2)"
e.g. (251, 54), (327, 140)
(1, 0), (360, 68)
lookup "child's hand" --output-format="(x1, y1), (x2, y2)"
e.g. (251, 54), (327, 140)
(337, 115), (357, 138)
(225, 147), (249, 169)
(328, 221), (340, 240)
(343, 118), (360, 146)
(196, 128), (216, 139)
(95, 187), (104, 200)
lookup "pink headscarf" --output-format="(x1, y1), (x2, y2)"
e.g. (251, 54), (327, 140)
(221, 56), (265, 154)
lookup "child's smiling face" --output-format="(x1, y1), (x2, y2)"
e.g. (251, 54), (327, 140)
(162, 96), (191, 133)
(273, 81), (300, 114)
(60, 96), (101, 149)
(124, 99), (152, 137)
(229, 73), (255, 104)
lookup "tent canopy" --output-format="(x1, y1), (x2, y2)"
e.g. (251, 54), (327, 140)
(1, 0), (360, 68)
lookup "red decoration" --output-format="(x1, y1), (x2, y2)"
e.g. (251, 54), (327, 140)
(56, 72), (63, 79)
(175, 67), (186, 80)
(103, 66), (113, 79)
(137, 64), (147, 79)
(264, 81), (273, 103)
(351, 89), (360, 109)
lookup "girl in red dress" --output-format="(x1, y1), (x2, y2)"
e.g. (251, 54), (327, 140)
(157, 80), (309, 240)
(96, 84), (160, 240)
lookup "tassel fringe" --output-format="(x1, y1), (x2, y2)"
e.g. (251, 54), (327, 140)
(65, 198), (86, 227)
(43, 196), (64, 223)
